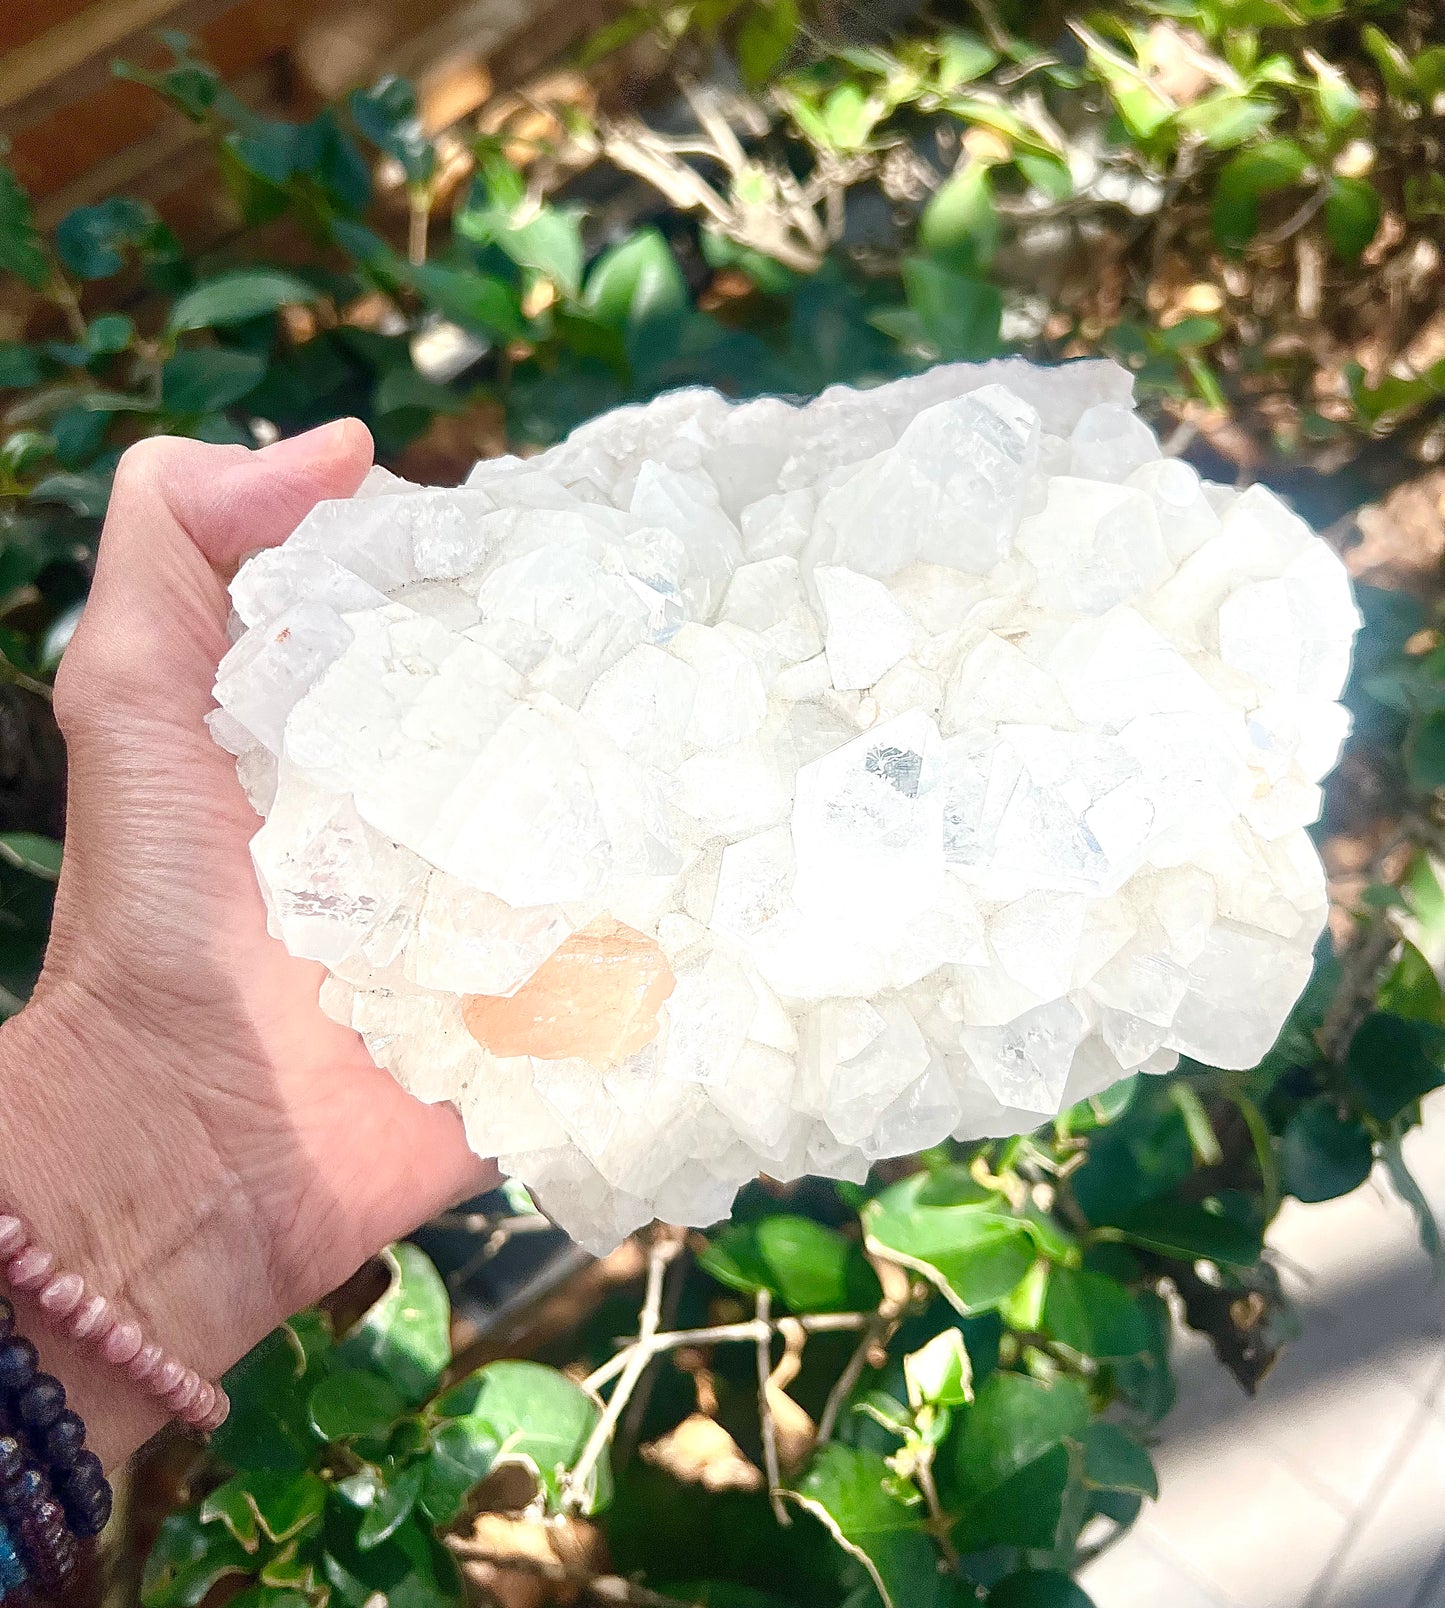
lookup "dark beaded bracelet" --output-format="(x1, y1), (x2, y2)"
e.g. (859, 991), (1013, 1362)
(0, 1456), (78, 1599)
(0, 1337), (37, 1396)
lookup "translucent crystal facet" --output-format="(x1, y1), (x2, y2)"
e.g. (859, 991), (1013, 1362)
(217, 357), (1359, 1253)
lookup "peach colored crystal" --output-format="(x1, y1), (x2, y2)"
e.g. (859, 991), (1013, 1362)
(461, 917), (675, 1065)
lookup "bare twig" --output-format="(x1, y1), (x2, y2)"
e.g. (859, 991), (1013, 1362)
(816, 1323), (877, 1445)
(755, 1291), (788, 1525)
(564, 1238), (678, 1511)
(584, 1311), (870, 1394)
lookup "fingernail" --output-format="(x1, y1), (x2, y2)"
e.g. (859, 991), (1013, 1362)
(257, 418), (367, 466)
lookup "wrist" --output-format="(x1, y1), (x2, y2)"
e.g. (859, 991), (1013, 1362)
(0, 977), (285, 1467)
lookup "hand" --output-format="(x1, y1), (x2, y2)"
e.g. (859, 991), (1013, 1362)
(0, 424), (491, 1466)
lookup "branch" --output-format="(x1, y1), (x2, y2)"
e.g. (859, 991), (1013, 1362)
(564, 1238), (678, 1511)
(755, 1290), (788, 1524)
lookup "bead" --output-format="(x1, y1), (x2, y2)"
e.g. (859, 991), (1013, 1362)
(0, 1339), (37, 1394)
(127, 1341), (164, 1387)
(0, 1442), (22, 1486)
(164, 1369), (201, 1416)
(198, 1386), (230, 1433)
(153, 1357), (186, 1398)
(66, 1480), (112, 1538)
(99, 1319), (143, 1368)
(4, 1247), (53, 1293)
(0, 1221), (27, 1261)
(61, 1451), (103, 1492)
(67, 1293), (110, 1343)
(36, 1272), (85, 1323)
(4, 1468), (43, 1508)
(17, 1375), (65, 1434)
(42, 1413), (85, 1469)
(184, 1380), (216, 1427)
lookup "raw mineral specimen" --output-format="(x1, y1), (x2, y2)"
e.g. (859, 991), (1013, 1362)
(212, 359), (1361, 1253)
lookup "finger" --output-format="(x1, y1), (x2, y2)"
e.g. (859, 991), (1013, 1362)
(59, 424), (374, 721)
(153, 418), (374, 569)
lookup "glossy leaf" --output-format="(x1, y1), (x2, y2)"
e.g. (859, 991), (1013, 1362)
(900, 256), (1002, 358)
(919, 161), (998, 272)
(357, 1461), (426, 1550)
(699, 1214), (880, 1313)
(1379, 942), (1445, 1029)
(1102, 1198), (1262, 1267)
(433, 1359), (609, 1513)
(904, 1326), (973, 1410)
(1281, 1100), (1373, 1203)
(212, 1316), (330, 1475)
(168, 269), (318, 332)
(584, 230), (688, 333)
(55, 197), (155, 279)
(1079, 1422), (1157, 1498)
(308, 1368), (406, 1440)
(1346, 1012), (1445, 1122)
(0, 162), (48, 289)
(139, 1512), (251, 1608)
(1041, 1266), (1153, 1360)
(337, 1241), (452, 1407)
(0, 833), (61, 880)
(160, 348), (267, 413)
(737, 0), (798, 88)
(1211, 139), (1312, 249)
(1324, 177), (1382, 260)
(786, 1444), (935, 1608)
(989, 1571), (1097, 1608)
(1176, 93), (1278, 148)
(419, 1416), (501, 1528)
(864, 1169), (1034, 1313)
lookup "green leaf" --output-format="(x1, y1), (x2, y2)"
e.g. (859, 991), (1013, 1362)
(420, 1416), (501, 1528)
(229, 1589), (312, 1608)
(1176, 92), (1278, 148)
(1324, 176), (1382, 260)
(358, 1461), (426, 1550)
(87, 313), (136, 355)
(955, 1441), (1071, 1550)
(1281, 1100), (1373, 1203)
(0, 833), (62, 880)
(1016, 152), (1073, 201)
(1379, 942), (1445, 1029)
(904, 1327), (973, 1411)
(786, 1444), (935, 1608)
(736, 0), (798, 88)
(1041, 1266), (1152, 1360)
(308, 1368), (406, 1440)
(210, 1312), (332, 1472)
(900, 256), (1002, 359)
(1406, 711), (1445, 792)
(1079, 1422), (1157, 1498)
(950, 1370), (1089, 1506)
(584, 229), (688, 333)
(699, 1214), (880, 1313)
(433, 1359), (609, 1513)
(821, 83), (881, 150)
(337, 1242), (451, 1407)
(1102, 1197), (1262, 1267)
(989, 1571), (1097, 1608)
(919, 161), (998, 273)
(1211, 139), (1313, 250)
(1380, 1136), (1443, 1274)
(1346, 1012), (1445, 1123)
(55, 197), (155, 279)
(160, 348), (267, 413)
(936, 31), (999, 91)
(1308, 52), (1362, 128)
(0, 343), (48, 388)
(0, 161), (48, 290)
(202, 1470), (325, 1550)
(168, 269), (318, 332)
(407, 262), (528, 341)
(864, 1169), (1034, 1313)
(350, 77), (436, 187)
(140, 1512), (251, 1608)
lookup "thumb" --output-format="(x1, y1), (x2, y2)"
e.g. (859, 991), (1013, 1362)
(57, 422), (374, 729)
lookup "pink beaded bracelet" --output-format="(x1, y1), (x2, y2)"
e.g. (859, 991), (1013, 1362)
(0, 1211), (228, 1433)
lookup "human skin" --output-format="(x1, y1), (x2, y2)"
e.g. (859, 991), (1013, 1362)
(0, 422), (492, 1467)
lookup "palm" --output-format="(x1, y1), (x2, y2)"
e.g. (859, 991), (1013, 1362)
(50, 428), (487, 1317)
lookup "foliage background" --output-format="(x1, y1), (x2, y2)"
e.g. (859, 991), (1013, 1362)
(1, 0), (1442, 1604)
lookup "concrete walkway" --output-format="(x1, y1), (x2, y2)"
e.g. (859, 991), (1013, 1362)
(1080, 1088), (1445, 1608)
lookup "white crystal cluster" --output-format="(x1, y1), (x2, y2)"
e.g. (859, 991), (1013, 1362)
(211, 359), (1360, 1253)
